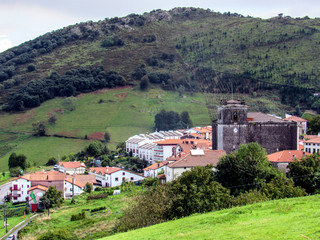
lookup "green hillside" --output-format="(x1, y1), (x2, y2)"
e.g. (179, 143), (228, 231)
(103, 194), (320, 240)
(0, 8), (320, 112)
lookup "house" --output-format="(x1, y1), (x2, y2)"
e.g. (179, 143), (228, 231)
(58, 161), (86, 175)
(89, 167), (145, 187)
(268, 150), (311, 173)
(64, 174), (97, 198)
(304, 136), (320, 154)
(10, 171), (66, 203)
(138, 142), (156, 164)
(284, 115), (307, 135)
(154, 139), (182, 162)
(143, 161), (167, 177)
(184, 126), (212, 140)
(164, 149), (226, 182)
(28, 185), (48, 212)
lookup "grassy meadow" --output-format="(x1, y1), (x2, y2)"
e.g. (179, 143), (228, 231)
(18, 187), (143, 240)
(103, 194), (320, 240)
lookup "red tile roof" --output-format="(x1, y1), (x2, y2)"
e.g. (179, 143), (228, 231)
(65, 174), (96, 188)
(268, 150), (311, 163)
(27, 185), (48, 192)
(305, 137), (320, 144)
(20, 171), (66, 181)
(59, 162), (86, 169)
(284, 116), (307, 122)
(90, 167), (121, 175)
(155, 139), (182, 145)
(143, 162), (167, 171)
(168, 150), (226, 168)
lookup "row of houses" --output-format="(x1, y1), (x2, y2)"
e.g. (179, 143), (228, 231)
(10, 162), (145, 208)
(125, 127), (212, 164)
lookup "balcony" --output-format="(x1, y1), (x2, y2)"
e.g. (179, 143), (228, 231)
(10, 187), (21, 191)
(9, 193), (21, 198)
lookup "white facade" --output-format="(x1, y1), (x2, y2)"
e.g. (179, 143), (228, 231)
(59, 166), (86, 175)
(304, 141), (320, 154)
(10, 178), (30, 203)
(89, 169), (145, 188)
(138, 142), (156, 164)
(64, 181), (84, 198)
(154, 144), (181, 162)
(164, 166), (188, 182)
(143, 165), (165, 178)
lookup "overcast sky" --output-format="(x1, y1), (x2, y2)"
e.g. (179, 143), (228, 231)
(0, 0), (320, 52)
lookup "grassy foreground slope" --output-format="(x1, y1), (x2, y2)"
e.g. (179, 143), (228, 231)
(103, 195), (320, 240)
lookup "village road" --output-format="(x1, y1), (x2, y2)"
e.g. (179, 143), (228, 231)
(0, 182), (11, 200)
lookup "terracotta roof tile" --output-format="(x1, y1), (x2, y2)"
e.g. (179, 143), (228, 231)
(305, 137), (320, 144)
(154, 139), (182, 145)
(90, 167), (121, 175)
(59, 162), (86, 169)
(65, 174), (96, 188)
(27, 185), (48, 192)
(143, 162), (167, 171)
(284, 116), (307, 122)
(168, 150), (226, 168)
(267, 150), (311, 163)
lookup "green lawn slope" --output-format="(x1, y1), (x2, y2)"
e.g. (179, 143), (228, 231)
(102, 195), (320, 240)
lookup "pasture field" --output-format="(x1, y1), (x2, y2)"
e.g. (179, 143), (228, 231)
(103, 194), (320, 240)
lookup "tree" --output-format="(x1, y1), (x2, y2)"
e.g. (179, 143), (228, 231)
(84, 182), (93, 193)
(215, 142), (280, 195)
(116, 142), (126, 154)
(46, 157), (58, 166)
(139, 76), (149, 90)
(8, 152), (27, 170)
(180, 111), (192, 128)
(288, 154), (320, 194)
(167, 165), (232, 219)
(40, 186), (64, 216)
(85, 141), (105, 157)
(48, 114), (57, 125)
(32, 121), (47, 136)
(104, 131), (111, 143)
(154, 110), (182, 131)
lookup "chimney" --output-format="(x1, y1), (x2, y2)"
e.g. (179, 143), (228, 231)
(72, 178), (75, 198)
(303, 152), (305, 157)
(157, 163), (160, 167)
(292, 155), (296, 161)
(318, 132), (320, 137)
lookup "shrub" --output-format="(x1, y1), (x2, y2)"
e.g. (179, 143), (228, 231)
(9, 167), (22, 177)
(232, 189), (269, 207)
(87, 193), (108, 200)
(37, 229), (78, 240)
(101, 36), (124, 48)
(46, 157), (58, 166)
(90, 206), (106, 213)
(71, 212), (86, 221)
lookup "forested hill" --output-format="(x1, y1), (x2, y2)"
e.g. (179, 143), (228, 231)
(1, 8), (320, 112)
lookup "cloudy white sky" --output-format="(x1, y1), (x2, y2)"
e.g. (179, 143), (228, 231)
(0, 0), (320, 52)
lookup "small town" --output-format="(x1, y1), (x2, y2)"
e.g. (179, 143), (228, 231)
(1, 1), (320, 240)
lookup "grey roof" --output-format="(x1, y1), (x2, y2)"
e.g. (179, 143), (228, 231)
(126, 138), (146, 144)
(139, 142), (156, 150)
(247, 112), (285, 123)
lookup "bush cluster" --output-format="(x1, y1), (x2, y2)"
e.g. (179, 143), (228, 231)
(87, 193), (108, 200)
(90, 206), (106, 213)
(70, 212), (86, 221)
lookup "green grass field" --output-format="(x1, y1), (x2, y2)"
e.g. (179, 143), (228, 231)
(102, 194), (320, 240)
(19, 187), (142, 240)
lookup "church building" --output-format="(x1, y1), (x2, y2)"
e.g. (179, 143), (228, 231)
(212, 100), (298, 154)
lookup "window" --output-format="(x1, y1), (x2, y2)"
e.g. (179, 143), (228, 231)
(14, 197), (17, 200)
(122, 177), (126, 181)
(233, 111), (238, 121)
(131, 177), (134, 181)
(115, 177), (118, 181)
(27, 185), (29, 188)
(122, 172), (125, 175)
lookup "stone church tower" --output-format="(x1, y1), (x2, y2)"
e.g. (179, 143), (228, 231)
(212, 99), (298, 154)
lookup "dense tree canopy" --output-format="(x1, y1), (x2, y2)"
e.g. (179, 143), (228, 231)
(288, 154), (320, 194)
(215, 142), (280, 195)
(154, 110), (192, 131)
(8, 152), (27, 170)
